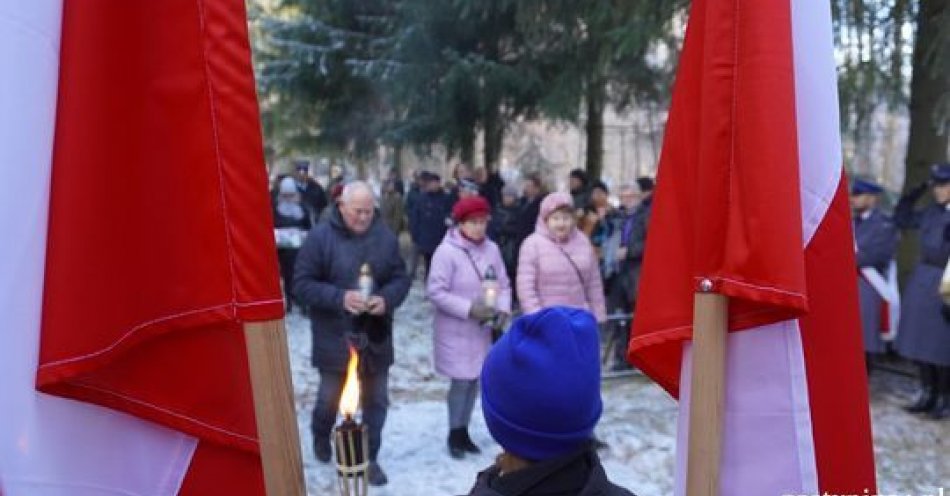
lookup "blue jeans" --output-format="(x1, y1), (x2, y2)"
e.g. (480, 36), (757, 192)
(312, 368), (389, 461)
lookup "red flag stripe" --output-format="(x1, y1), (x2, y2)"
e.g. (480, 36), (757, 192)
(797, 176), (876, 492)
(37, 1), (281, 493)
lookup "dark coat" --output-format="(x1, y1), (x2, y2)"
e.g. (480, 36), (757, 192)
(273, 205), (312, 231)
(409, 190), (453, 255)
(489, 203), (522, 281)
(297, 177), (328, 220)
(894, 188), (950, 366)
(616, 197), (652, 309)
(380, 191), (406, 235)
(293, 206), (411, 372)
(406, 185), (422, 242)
(480, 172), (506, 208)
(274, 204), (312, 304)
(854, 208), (897, 354)
(570, 188), (590, 212)
(515, 196), (542, 246)
(462, 448), (635, 496)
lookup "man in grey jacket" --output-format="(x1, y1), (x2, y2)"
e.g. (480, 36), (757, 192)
(294, 181), (411, 484)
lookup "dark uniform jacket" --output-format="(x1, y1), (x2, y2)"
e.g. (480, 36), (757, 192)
(853, 208), (897, 353)
(462, 447), (635, 496)
(293, 206), (410, 372)
(894, 185), (950, 366)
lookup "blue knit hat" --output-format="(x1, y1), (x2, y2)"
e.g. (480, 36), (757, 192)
(480, 306), (603, 461)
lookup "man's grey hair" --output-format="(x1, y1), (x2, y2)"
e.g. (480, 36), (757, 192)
(339, 181), (375, 203)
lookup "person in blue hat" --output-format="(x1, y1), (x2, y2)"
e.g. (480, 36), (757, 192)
(462, 306), (636, 496)
(894, 163), (950, 420)
(850, 177), (898, 366)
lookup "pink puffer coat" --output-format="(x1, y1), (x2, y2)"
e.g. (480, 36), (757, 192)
(426, 228), (512, 379)
(516, 192), (606, 322)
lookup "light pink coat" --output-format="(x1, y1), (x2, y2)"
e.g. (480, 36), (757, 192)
(516, 192), (606, 322)
(426, 228), (512, 379)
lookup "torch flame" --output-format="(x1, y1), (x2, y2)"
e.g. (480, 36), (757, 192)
(339, 346), (360, 417)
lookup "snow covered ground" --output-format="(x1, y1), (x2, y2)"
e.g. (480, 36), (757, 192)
(287, 279), (949, 495)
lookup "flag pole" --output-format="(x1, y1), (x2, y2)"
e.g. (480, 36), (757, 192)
(244, 320), (306, 496)
(686, 290), (728, 496)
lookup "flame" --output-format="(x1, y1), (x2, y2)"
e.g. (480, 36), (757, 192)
(339, 346), (360, 417)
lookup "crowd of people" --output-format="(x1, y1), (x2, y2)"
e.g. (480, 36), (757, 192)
(272, 160), (652, 492)
(267, 157), (950, 494)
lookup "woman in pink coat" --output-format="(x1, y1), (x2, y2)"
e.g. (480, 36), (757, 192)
(517, 191), (606, 322)
(427, 196), (512, 459)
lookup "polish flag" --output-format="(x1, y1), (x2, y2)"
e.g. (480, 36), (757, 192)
(627, 0), (877, 494)
(0, 1), (284, 495)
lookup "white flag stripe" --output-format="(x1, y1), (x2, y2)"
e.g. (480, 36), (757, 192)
(792, 0), (843, 246)
(676, 320), (818, 495)
(0, 3), (196, 495)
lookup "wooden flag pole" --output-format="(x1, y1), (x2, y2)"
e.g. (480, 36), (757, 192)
(244, 320), (306, 496)
(685, 292), (728, 496)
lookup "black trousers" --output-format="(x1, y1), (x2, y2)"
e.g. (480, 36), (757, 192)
(277, 248), (299, 308)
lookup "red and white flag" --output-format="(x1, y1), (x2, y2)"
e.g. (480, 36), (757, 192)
(0, 1), (283, 494)
(628, 0), (877, 494)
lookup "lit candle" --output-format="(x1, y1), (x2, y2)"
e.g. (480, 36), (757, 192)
(358, 263), (373, 303)
(482, 265), (498, 310)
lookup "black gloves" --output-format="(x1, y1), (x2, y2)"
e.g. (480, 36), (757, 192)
(469, 300), (496, 322)
(908, 181), (930, 200)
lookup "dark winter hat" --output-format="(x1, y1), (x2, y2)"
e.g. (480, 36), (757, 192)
(591, 179), (609, 194)
(569, 168), (589, 185)
(636, 176), (655, 193)
(422, 171), (442, 182)
(931, 163), (950, 184)
(850, 178), (884, 195)
(452, 196), (491, 222)
(480, 306), (602, 461)
(293, 159), (310, 171)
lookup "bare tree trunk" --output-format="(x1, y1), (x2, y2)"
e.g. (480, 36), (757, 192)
(898, 0), (950, 279)
(392, 142), (404, 177)
(460, 127), (476, 168)
(484, 105), (504, 173)
(585, 80), (605, 181)
(355, 155), (368, 181)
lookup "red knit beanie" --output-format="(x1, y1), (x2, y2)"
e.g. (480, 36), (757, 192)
(452, 196), (491, 222)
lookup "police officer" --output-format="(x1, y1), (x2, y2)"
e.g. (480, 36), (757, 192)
(894, 163), (950, 420)
(850, 178), (898, 366)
